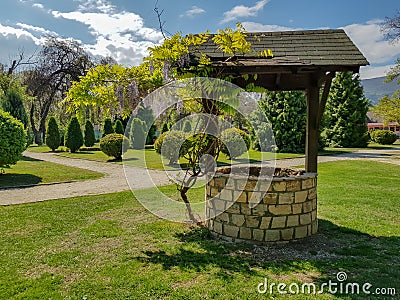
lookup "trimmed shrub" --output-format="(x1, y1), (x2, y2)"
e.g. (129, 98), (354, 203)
(100, 133), (127, 159)
(46, 116), (60, 151)
(0, 110), (27, 168)
(1, 86), (28, 128)
(84, 120), (96, 147)
(103, 118), (114, 137)
(161, 123), (169, 133)
(220, 128), (250, 159)
(114, 119), (125, 135)
(129, 118), (147, 149)
(370, 130), (398, 145)
(154, 130), (187, 164)
(65, 116), (83, 153)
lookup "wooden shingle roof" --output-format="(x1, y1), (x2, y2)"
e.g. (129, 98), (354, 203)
(191, 29), (369, 73)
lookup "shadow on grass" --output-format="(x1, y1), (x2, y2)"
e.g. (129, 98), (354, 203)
(138, 219), (399, 298)
(0, 173), (42, 188)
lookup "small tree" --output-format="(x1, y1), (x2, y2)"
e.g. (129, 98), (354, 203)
(220, 128), (250, 159)
(65, 116), (83, 153)
(1, 85), (28, 128)
(0, 110), (27, 169)
(45, 116), (60, 151)
(103, 118), (114, 136)
(100, 133), (126, 159)
(155, 130), (187, 164)
(84, 120), (96, 147)
(129, 118), (147, 149)
(114, 119), (124, 135)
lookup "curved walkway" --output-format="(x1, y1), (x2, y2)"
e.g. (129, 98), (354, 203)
(0, 147), (399, 206)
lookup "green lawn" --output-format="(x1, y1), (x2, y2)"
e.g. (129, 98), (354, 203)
(0, 160), (398, 299)
(0, 156), (103, 189)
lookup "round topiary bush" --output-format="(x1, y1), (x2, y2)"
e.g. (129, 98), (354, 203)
(65, 116), (83, 153)
(46, 116), (60, 152)
(220, 128), (251, 159)
(154, 130), (187, 164)
(100, 133), (127, 159)
(0, 110), (27, 168)
(370, 130), (398, 145)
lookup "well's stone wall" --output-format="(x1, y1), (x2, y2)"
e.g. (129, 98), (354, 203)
(205, 170), (318, 245)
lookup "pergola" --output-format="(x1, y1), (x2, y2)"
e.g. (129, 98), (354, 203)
(191, 29), (369, 172)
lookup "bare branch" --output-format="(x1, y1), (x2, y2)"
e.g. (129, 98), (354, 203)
(154, 0), (166, 39)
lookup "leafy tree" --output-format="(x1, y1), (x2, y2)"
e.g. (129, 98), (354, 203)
(154, 130), (187, 164)
(372, 93), (400, 125)
(103, 118), (114, 136)
(220, 128), (250, 159)
(45, 116), (60, 151)
(129, 118), (146, 149)
(258, 91), (307, 153)
(321, 72), (370, 148)
(65, 116), (83, 153)
(1, 84), (28, 128)
(114, 119), (125, 135)
(0, 110), (27, 169)
(381, 12), (400, 83)
(84, 120), (96, 147)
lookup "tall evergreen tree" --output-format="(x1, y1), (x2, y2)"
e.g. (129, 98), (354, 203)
(114, 119), (125, 135)
(258, 91), (306, 153)
(84, 120), (96, 147)
(65, 116), (83, 153)
(103, 118), (114, 137)
(1, 85), (28, 128)
(45, 116), (60, 151)
(321, 72), (370, 148)
(129, 118), (146, 149)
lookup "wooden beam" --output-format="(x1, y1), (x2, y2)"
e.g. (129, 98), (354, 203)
(317, 72), (335, 128)
(305, 76), (320, 173)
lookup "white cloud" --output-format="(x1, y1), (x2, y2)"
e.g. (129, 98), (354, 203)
(181, 6), (205, 18)
(342, 20), (400, 64)
(32, 3), (44, 9)
(0, 23), (38, 42)
(16, 23), (57, 36)
(221, 0), (270, 24)
(51, 9), (164, 65)
(359, 65), (394, 80)
(241, 21), (297, 32)
(74, 0), (115, 14)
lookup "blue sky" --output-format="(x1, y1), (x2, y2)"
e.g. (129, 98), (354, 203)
(1, 0), (400, 79)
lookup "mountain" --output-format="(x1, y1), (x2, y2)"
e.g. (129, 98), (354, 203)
(361, 76), (399, 105)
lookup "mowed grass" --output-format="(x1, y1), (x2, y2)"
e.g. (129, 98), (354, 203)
(29, 145), (303, 170)
(0, 160), (399, 299)
(0, 156), (103, 189)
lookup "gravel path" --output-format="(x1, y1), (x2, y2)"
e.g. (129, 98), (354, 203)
(0, 147), (399, 206)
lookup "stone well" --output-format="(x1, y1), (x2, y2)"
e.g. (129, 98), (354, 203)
(205, 166), (318, 245)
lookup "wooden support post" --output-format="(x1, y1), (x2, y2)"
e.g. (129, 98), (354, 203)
(305, 81), (320, 173)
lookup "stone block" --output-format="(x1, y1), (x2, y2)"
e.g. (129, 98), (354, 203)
(253, 229), (265, 241)
(258, 181), (273, 192)
(260, 217), (272, 229)
(286, 215), (299, 227)
(300, 213), (312, 225)
(308, 188), (317, 200)
(210, 187), (219, 197)
(224, 224), (239, 238)
(292, 203), (302, 214)
(241, 204), (252, 215)
(302, 178), (314, 189)
(214, 177), (227, 188)
(251, 204), (267, 216)
(263, 192), (278, 204)
(219, 189), (232, 201)
(264, 230), (281, 241)
(295, 226), (308, 239)
(245, 216), (260, 228)
(311, 210), (317, 221)
(235, 179), (247, 190)
(233, 191), (247, 203)
(239, 227), (252, 240)
(303, 201), (313, 213)
(281, 228), (294, 240)
(271, 216), (287, 228)
(231, 214), (245, 226)
(226, 203), (240, 214)
(215, 212), (229, 223)
(311, 220), (318, 234)
(312, 199), (317, 210)
(295, 190), (308, 203)
(286, 180), (301, 191)
(247, 191), (263, 204)
(213, 199), (226, 211)
(279, 192), (295, 204)
(273, 181), (286, 192)
(269, 205), (292, 215)
(245, 180), (257, 191)
(225, 178), (236, 189)
(214, 222), (223, 234)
